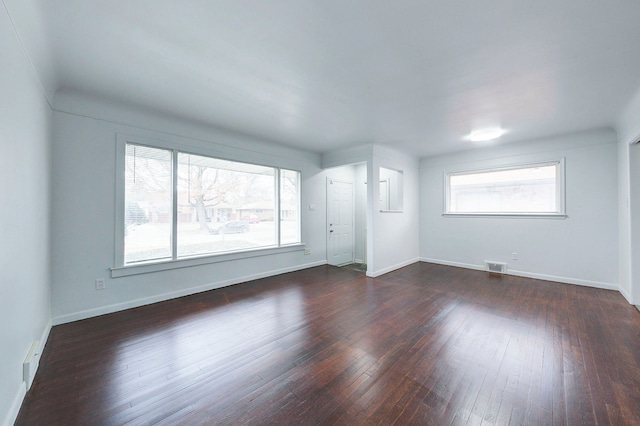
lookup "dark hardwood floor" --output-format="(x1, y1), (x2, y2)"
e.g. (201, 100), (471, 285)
(15, 263), (640, 425)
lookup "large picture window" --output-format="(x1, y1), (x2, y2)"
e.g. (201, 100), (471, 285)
(445, 160), (565, 216)
(121, 141), (301, 266)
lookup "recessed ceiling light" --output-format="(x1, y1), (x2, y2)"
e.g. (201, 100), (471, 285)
(468, 128), (506, 142)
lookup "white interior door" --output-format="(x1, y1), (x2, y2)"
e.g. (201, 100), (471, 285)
(327, 178), (354, 266)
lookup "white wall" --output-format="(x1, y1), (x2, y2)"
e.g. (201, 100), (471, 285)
(0, 4), (52, 425)
(50, 91), (328, 324)
(616, 87), (640, 304)
(322, 144), (420, 276)
(420, 129), (619, 290)
(370, 146), (420, 276)
(2, 0), (57, 100)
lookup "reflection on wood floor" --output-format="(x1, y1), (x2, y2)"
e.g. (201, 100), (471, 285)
(16, 263), (640, 425)
(340, 262), (367, 273)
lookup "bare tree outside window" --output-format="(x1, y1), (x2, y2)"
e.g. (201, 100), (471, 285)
(176, 153), (276, 258)
(123, 143), (301, 264)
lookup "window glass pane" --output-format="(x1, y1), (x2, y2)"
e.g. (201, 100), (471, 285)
(177, 153), (276, 257)
(280, 169), (301, 245)
(125, 144), (173, 264)
(448, 163), (559, 214)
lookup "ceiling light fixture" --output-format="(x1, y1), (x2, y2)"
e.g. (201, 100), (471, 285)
(468, 128), (506, 142)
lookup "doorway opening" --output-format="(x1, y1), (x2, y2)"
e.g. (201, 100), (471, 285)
(325, 163), (367, 273)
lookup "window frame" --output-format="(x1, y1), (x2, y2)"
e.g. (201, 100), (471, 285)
(443, 159), (567, 218)
(113, 134), (303, 277)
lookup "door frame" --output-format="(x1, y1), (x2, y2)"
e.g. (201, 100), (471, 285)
(326, 177), (355, 266)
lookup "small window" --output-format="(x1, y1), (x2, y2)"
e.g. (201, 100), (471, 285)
(445, 160), (565, 216)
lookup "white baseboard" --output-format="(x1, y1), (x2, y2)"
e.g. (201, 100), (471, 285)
(3, 319), (51, 426)
(619, 286), (634, 305)
(507, 269), (618, 291)
(53, 260), (327, 325)
(419, 258), (485, 272)
(419, 257), (619, 292)
(367, 258), (420, 278)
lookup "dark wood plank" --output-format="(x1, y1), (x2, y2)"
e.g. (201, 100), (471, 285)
(15, 263), (640, 425)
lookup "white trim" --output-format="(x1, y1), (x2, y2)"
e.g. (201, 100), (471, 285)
(619, 285), (634, 305)
(275, 169), (281, 247)
(3, 319), (51, 426)
(111, 244), (305, 278)
(442, 213), (567, 219)
(366, 258), (420, 278)
(618, 128), (640, 147)
(57, 260), (327, 325)
(419, 258), (485, 272)
(444, 158), (566, 216)
(35, 319), (52, 368)
(445, 159), (564, 177)
(170, 148), (179, 259)
(419, 258), (618, 291)
(114, 135), (126, 267)
(506, 269), (617, 291)
(116, 134), (303, 269)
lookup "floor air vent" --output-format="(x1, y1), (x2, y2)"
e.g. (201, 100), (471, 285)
(23, 340), (41, 390)
(485, 261), (507, 274)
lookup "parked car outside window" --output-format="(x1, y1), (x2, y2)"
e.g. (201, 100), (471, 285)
(209, 220), (250, 235)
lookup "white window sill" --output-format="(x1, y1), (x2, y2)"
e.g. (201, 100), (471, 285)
(442, 213), (568, 219)
(111, 243), (305, 278)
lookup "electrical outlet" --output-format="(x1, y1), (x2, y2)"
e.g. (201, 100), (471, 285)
(304, 248), (311, 255)
(95, 278), (105, 290)
(512, 253), (518, 260)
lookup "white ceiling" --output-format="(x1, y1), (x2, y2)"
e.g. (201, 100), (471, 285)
(19, 0), (640, 156)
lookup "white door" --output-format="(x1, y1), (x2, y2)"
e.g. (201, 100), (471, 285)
(327, 178), (354, 266)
